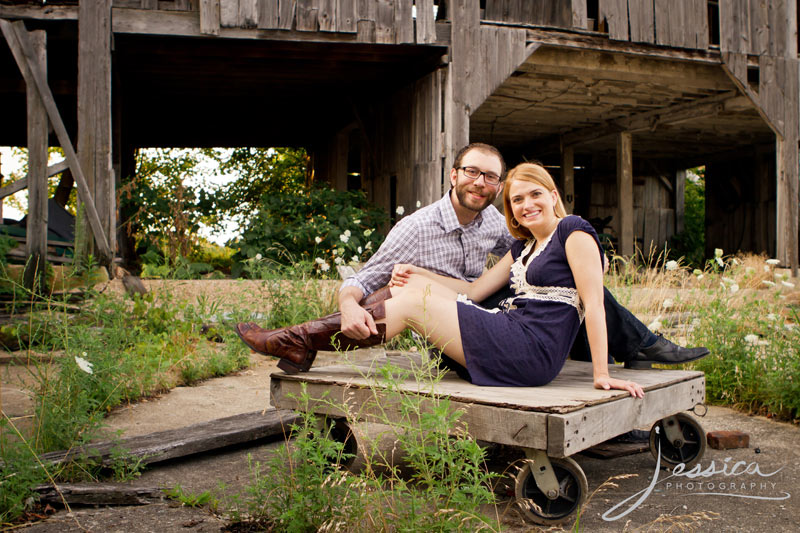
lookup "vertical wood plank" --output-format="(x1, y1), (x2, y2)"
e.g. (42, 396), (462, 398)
(296, 0), (319, 31)
(257, 0), (279, 29)
(562, 145), (575, 214)
(446, 0), (479, 167)
(336, 0), (357, 32)
(279, 0), (297, 29)
(572, 0), (588, 29)
(375, 0), (395, 44)
(483, 0), (505, 22)
(675, 169), (685, 234)
(616, 131), (634, 256)
(77, 0), (115, 264)
(200, 0), (221, 34)
(694, 0), (709, 49)
(600, 0), (628, 41)
(25, 30), (48, 291)
(220, 0), (239, 27)
(415, 0), (436, 44)
(238, 0), (258, 27)
(628, 0), (655, 44)
(768, 0), (787, 57)
(395, 0), (414, 43)
(356, 0), (375, 41)
(668, 0), (685, 47)
(785, 0), (798, 57)
(750, 0), (769, 54)
(141, 0), (158, 9)
(654, 0), (670, 46)
(318, 0), (335, 31)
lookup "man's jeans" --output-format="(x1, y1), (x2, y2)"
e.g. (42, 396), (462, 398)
(477, 286), (649, 363)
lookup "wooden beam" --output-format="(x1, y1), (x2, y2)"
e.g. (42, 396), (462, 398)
(0, 161), (69, 201)
(39, 409), (299, 467)
(560, 91), (741, 147)
(561, 144), (574, 214)
(200, 0), (221, 35)
(616, 131), (633, 256)
(24, 29), (47, 292)
(0, 20), (111, 258)
(721, 52), (784, 138)
(77, 0), (115, 265)
(675, 169), (685, 234)
(35, 484), (165, 506)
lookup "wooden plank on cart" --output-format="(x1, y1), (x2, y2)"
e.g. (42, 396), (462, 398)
(269, 353), (704, 453)
(547, 375), (705, 457)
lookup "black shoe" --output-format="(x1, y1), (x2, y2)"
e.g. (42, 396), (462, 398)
(624, 335), (709, 369)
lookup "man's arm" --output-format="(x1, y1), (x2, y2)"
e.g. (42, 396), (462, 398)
(339, 218), (419, 339)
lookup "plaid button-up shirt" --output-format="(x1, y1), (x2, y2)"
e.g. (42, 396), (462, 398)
(341, 191), (516, 296)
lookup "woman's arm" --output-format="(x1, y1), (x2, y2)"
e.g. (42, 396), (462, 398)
(565, 232), (644, 399)
(391, 251), (514, 303)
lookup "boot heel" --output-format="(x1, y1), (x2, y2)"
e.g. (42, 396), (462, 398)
(277, 351), (317, 373)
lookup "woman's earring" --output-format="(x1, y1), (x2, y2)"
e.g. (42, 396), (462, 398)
(511, 218), (520, 228)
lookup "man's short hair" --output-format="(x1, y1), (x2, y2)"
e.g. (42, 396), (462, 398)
(453, 143), (506, 178)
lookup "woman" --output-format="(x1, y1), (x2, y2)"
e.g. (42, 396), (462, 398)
(236, 163), (643, 397)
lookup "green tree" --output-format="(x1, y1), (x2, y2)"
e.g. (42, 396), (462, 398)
(669, 168), (706, 267)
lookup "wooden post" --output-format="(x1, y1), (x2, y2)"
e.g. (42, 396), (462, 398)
(444, 0), (478, 168)
(616, 131), (634, 256)
(24, 30), (48, 292)
(561, 145), (575, 214)
(674, 169), (686, 234)
(77, 0), (115, 266)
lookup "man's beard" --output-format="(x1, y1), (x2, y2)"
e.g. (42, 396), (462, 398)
(455, 182), (496, 213)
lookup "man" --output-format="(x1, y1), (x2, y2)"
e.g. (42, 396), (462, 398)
(339, 142), (708, 368)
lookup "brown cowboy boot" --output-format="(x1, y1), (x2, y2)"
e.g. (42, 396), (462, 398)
(234, 301), (387, 374)
(359, 285), (392, 307)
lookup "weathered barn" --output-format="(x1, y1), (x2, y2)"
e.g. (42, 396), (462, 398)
(1, 1), (798, 274)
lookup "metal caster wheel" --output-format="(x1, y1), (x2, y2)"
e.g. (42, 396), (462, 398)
(650, 412), (706, 469)
(515, 456), (588, 525)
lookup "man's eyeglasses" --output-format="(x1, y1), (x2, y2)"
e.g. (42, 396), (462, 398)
(458, 166), (502, 186)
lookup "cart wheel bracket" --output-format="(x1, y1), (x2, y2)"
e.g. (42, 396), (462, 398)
(523, 448), (561, 500)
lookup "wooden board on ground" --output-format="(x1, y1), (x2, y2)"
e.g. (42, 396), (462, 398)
(40, 409), (299, 466)
(35, 483), (165, 506)
(270, 352), (705, 458)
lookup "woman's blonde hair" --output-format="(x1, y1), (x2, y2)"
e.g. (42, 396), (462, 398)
(502, 163), (568, 240)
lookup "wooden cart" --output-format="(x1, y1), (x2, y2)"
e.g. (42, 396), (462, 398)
(269, 352), (706, 525)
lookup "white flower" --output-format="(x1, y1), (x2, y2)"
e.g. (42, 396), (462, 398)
(729, 283), (739, 294)
(75, 355), (94, 375)
(334, 257), (344, 265)
(339, 233), (350, 243)
(364, 228), (373, 237)
(365, 241), (372, 250)
(255, 253), (262, 261)
(416, 200), (421, 208)
(715, 257), (724, 267)
(315, 257), (325, 264)
(315, 236), (322, 244)
(665, 260), (678, 271)
(319, 261), (330, 272)
(722, 276), (735, 284)
(762, 280), (776, 287)
(696, 274), (704, 280)
(351, 255), (359, 263)
(732, 258), (740, 265)
(344, 229), (351, 237)
(396, 206), (405, 215)
(662, 298), (673, 309)
(331, 248), (337, 255)
(357, 246), (362, 254)
(744, 334), (759, 345)
(766, 259), (780, 265)
(714, 248), (724, 258)
(781, 280), (795, 288)
(766, 313), (777, 321)
(337, 247), (345, 255)
(353, 219), (360, 224)
(764, 265), (771, 272)
(785, 323), (796, 331)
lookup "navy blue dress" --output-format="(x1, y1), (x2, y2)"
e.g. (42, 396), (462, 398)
(455, 216), (603, 386)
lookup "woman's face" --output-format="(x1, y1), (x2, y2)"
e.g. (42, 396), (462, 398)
(508, 179), (557, 233)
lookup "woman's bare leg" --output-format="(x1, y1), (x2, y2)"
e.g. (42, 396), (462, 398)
(377, 284), (467, 367)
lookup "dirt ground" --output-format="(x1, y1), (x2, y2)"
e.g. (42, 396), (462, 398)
(4, 347), (797, 533)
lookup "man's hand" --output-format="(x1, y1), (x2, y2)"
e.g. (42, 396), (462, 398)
(339, 288), (379, 340)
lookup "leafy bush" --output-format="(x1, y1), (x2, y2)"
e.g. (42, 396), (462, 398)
(232, 185), (387, 277)
(668, 169), (706, 268)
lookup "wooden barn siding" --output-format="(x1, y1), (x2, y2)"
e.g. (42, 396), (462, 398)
(115, 0), (438, 43)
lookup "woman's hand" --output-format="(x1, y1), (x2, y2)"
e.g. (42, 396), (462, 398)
(594, 375), (645, 399)
(390, 264), (421, 287)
